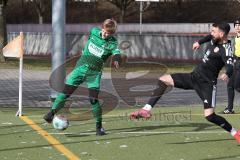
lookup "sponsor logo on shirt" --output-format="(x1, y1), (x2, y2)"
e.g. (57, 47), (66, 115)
(214, 47), (219, 53)
(203, 49), (210, 63)
(88, 42), (104, 57)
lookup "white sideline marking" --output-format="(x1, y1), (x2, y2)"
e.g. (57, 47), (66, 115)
(27, 113), (240, 119)
(119, 131), (227, 134)
(48, 130), (227, 135)
(49, 132), (96, 135)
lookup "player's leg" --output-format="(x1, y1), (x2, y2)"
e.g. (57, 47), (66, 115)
(204, 108), (234, 134)
(43, 84), (77, 123)
(130, 73), (193, 119)
(204, 107), (240, 143)
(43, 65), (87, 123)
(130, 74), (173, 119)
(88, 88), (105, 135)
(234, 60), (240, 92)
(87, 71), (105, 135)
(195, 81), (240, 143)
(221, 69), (235, 114)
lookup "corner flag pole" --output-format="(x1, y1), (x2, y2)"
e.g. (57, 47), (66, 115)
(17, 32), (24, 116)
(2, 32), (24, 116)
(18, 50), (23, 116)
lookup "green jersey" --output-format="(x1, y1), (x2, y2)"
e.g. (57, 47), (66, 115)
(77, 27), (120, 71)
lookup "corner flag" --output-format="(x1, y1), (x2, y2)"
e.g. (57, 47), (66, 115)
(3, 32), (24, 116)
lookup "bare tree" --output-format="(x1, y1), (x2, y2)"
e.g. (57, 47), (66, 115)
(106, 0), (135, 23)
(27, 0), (49, 24)
(0, 0), (7, 62)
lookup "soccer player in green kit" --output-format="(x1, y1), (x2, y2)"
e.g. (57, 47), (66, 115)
(44, 19), (121, 135)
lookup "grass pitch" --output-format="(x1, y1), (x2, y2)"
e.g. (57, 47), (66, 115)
(0, 106), (240, 160)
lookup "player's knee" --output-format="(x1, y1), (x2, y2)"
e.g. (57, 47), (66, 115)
(159, 75), (172, 86)
(63, 84), (77, 95)
(58, 93), (68, 100)
(89, 98), (99, 105)
(205, 113), (216, 123)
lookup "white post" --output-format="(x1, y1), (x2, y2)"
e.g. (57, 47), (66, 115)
(16, 32), (24, 117)
(140, 1), (143, 35)
(136, 0), (159, 34)
(3, 32), (24, 116)
(51, 0), (66, 100)
(18, 56), (23, 116)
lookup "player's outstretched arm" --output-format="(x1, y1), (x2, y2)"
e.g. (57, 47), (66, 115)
(112, 54), (121, 69)
(192, 34), (212, 50)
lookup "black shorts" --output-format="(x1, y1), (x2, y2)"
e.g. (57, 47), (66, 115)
(171, 72), (217, 109)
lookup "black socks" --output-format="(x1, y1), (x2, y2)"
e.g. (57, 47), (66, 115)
(206, 113), (232, 132)
(147, 80), (168, 107)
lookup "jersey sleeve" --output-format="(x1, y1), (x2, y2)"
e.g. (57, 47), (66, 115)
(198, 34), (212, 45)
(89, 27), (98, 35)
(88, 27), (99, 39)
(110, 39), (121, 55)
(110, 39), (121, 63)
(222, 41), (234, 77)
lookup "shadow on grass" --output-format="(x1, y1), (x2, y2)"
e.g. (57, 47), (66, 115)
(200, 154), (240, 160)
(107, 122), (214, 132)
(0, 122), (236, 152)
(65, 122), (215, 140)
(0, 122), (56, 136)
(0, 132), (169, 152)
(0, 130), (235, 153)
(166, 138), (234, 145)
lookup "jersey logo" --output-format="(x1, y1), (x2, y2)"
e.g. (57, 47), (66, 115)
(202, 49), (210, 63)
(214, 47), (219, 53)
(88, 42), (104, 57)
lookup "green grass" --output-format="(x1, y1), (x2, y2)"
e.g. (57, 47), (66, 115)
(0, 58), (51, 70)
(1, 106), (240, 160)
(0, 57), (195, 73)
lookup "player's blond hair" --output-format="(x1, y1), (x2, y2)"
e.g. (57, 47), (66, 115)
(102, 19), (117, 34)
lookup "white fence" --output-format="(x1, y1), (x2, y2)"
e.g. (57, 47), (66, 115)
(7, 23), (236, 33)
(8, 32), (209, 61)
(7, 23), (236, 61)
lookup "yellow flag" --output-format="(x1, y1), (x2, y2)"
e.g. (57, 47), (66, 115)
(3, 32), (24, 58)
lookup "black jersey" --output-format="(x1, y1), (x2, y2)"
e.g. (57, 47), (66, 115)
(193, 40), (234, 82)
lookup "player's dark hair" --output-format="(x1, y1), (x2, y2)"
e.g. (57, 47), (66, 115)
(234, 18), (240, 27)
(212, 22), (230, 36)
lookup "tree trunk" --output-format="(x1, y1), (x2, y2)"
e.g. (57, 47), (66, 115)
(39, 15), (43, 24)
(120, 9), (124, 23)
(0, 4), (7, 62)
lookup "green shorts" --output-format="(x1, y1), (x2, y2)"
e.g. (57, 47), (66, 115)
(65, 64), (102, 89)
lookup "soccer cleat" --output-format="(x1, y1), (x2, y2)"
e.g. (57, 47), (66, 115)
(43, 110), (55, 123)
(221, 108), (235, 114)
(96, 122), (106, 136)
(129, 108), (152, 119)
(96, 127), (106, 136)
(234, 130), (240, 143)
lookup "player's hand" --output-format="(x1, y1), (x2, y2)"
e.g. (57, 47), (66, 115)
(192, 42), (200, 51)
(113, 61), (119, 70)
(219, 73), (229, 83)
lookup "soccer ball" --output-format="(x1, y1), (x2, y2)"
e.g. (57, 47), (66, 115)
(52, 115), (69, 130)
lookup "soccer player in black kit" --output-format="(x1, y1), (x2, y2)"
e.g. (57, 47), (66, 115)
(130, 22), (240, 143)
(192, 19), (240, 114)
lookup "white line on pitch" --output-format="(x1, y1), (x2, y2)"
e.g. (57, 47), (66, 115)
(48, 130), (227, 135)
(119, 131), (227, 134)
